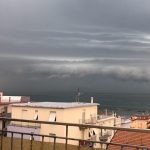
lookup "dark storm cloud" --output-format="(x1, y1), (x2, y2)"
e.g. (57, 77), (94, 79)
(0, 0), (150, 93)
(1, 55), (150, 82)
(1, 0), (150, 31)
(1, 29), (150, 56)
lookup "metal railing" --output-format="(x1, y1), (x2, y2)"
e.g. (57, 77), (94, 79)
(97, 114), (114, 120)
(79, 117), (97, 124)
(79, 115), (115, 124)
(0, 117), (149, 150)
(9, 121), (41, 128)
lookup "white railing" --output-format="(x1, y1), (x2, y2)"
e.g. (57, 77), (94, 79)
(79, 114), (115, 124)
(97, 114), (114, 120)
(79, 117), (97, 124)
(10, 121), (41, 128)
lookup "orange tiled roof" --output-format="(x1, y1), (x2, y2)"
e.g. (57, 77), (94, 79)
(107, 130), (150, 150)
(131, 115), (150, 121)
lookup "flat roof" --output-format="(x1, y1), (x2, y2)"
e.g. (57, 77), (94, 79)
(12, 102), (99, 109)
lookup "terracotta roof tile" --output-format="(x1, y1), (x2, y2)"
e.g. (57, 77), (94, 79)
(107, 130), (150, 150)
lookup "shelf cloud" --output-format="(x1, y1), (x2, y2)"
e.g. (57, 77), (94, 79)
(0, 55), (150, 82)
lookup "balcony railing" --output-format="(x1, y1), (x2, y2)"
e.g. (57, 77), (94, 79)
(97, 114), (114, 120)
(9, 121), (41, 128)
(0, 117), (150, 150)
(79, 117), (97, 124)
(79, 114), (116, 124)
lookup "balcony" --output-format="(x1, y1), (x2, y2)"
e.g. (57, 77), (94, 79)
(9, 121), (41, 128)
(97, 114), (115, 120)
(99, 131), (112, 143)
(79, 114), (116, 125)
(0, 117), (150, 150)
(79, 117), (97, 124)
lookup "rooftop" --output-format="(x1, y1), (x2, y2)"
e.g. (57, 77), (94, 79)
(131, 114), (150, 121)
(12, 102), (99, 109)
(108, 130), (150, 150)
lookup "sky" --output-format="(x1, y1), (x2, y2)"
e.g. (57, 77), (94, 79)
(0, 0), (150, 94)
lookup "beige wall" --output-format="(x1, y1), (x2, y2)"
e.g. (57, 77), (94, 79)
(11, 106), (64, 122)
(11, 105), (97, 123)
(130, 120), (148, 129)
(11, 105), (98, 145)
(0, 121), (2, 130)
(98, 117), (115, 127)
(63, 106), (97, 123)
(62, 105), (96, 144)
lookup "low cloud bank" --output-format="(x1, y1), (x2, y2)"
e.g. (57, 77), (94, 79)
(0, 55), (150, 82)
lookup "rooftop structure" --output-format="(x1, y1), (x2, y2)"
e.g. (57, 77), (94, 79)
(0, 92), (30, 117)
(0, 92), (30, 104)
(131, 114), (150, 121)
(12, 102), (99, 109)
(121, 117), (131, 128)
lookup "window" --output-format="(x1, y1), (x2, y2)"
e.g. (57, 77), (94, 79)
(33, 110), (38, 120)
(33, 113), (38, 120)
(82, 111), (85, 123)
(48, 111), (56, 122)
(89, 131), (91, 137)
(89, 130), (94, 137)
(93, 130), (96, 135)
(22, 109), (28, 120)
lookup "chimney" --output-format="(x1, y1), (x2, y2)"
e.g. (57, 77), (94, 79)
(91, 97), (94, 103)
(0, 92), (3, 102)
(105, 109), (108, 116)
(9, 97), (11, 102)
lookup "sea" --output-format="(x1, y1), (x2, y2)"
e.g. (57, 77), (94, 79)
(30, 92), (150, 117)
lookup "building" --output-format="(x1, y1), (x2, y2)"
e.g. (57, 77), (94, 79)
(0, 91), (30, 116)
(0, 91), (30, 131)
(7, 101), (121, 148)
(120, 117), (131, 128)
(130, 114), (150, 129)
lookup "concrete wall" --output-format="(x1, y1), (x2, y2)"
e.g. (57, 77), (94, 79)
(7, 125), (40, 140)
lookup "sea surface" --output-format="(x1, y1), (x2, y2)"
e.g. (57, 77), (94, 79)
(31, 92), (150, 116)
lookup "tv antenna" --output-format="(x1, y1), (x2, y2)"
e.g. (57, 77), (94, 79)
(76, 88), (80, 102)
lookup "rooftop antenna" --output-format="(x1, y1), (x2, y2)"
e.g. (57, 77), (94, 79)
(76, 88), (80, 102)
